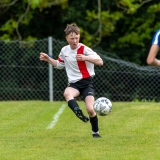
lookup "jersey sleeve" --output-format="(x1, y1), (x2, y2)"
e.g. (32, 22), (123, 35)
(54, 50), (65, 69)
(152, 29), (160, 47)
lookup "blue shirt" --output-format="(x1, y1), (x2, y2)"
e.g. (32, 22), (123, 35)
(152, 29), (160, 46)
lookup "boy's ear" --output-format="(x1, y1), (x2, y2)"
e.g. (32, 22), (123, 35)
(65, 36), (68, 41)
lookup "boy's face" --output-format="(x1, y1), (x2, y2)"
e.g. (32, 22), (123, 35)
(66, 32), (80, 49)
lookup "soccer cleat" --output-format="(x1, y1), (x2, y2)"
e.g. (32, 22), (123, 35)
(92, 133), (101, 138)
(74, 107), (89, 123)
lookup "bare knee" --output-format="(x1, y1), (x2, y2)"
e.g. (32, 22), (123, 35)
(63, 87), (79, 102)
(63, 90), (71, 101)
(63, 90), (68, 98)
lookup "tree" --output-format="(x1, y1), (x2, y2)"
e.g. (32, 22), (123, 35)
(0, 0), (160, 65)
(0, 0), (68, 40)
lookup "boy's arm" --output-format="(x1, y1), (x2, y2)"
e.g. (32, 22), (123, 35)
(147, 45), (160, 66)
(40, 52), (57, 67)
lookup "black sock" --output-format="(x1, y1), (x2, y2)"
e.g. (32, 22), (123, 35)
(90, 115), (99, 133)
(68, 99), (79, 113)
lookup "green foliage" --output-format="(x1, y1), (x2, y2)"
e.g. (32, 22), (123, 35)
(115, 2), (157, 49)
(148, 3), (160, 12)
(0, 19), (17, 40)
(83, 10), (123, 46)
(29, 0), (45, 9)
(101, 11), (123, 36)
(118, 0), (142, 14)
(0, 0), (160, 65)
(29, 0), (68, 10)
(0, 0), (68, 40)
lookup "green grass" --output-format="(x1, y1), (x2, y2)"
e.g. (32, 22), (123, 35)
(1, 101), (160, 160)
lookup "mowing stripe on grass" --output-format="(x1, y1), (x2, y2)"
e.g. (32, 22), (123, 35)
(46, 104), (66, 129)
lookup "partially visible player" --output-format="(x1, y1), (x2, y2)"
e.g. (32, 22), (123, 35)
(40, 23), (103, 138)
(147, 29), (160, 66)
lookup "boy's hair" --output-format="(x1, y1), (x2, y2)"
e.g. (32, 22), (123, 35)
(64, 23), (80, 36)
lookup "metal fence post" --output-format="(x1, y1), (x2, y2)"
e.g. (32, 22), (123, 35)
(48, 36), (53, 102)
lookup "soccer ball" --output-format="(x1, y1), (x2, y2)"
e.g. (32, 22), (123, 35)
(94, 97), (112, 116)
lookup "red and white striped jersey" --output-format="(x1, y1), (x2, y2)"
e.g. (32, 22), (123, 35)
(55, 43), (102, 83)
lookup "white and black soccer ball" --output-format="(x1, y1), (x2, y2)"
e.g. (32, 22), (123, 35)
(94, 97), (112, 116)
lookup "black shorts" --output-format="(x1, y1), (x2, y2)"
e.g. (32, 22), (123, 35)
(68, 77), (94, 99)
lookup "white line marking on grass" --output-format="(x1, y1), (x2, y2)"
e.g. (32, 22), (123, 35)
(46, 104), (66, 129)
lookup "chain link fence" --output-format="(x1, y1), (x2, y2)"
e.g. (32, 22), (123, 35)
(0, 38), (160, 102)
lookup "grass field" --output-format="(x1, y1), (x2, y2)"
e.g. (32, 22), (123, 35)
(1, 101), (160, 160)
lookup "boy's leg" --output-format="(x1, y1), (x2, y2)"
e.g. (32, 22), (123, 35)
(68, 99), (89, 123)
(83, 89), (101, 138)
(64, 86), (89, 123)
(90, 115), (100, 138)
